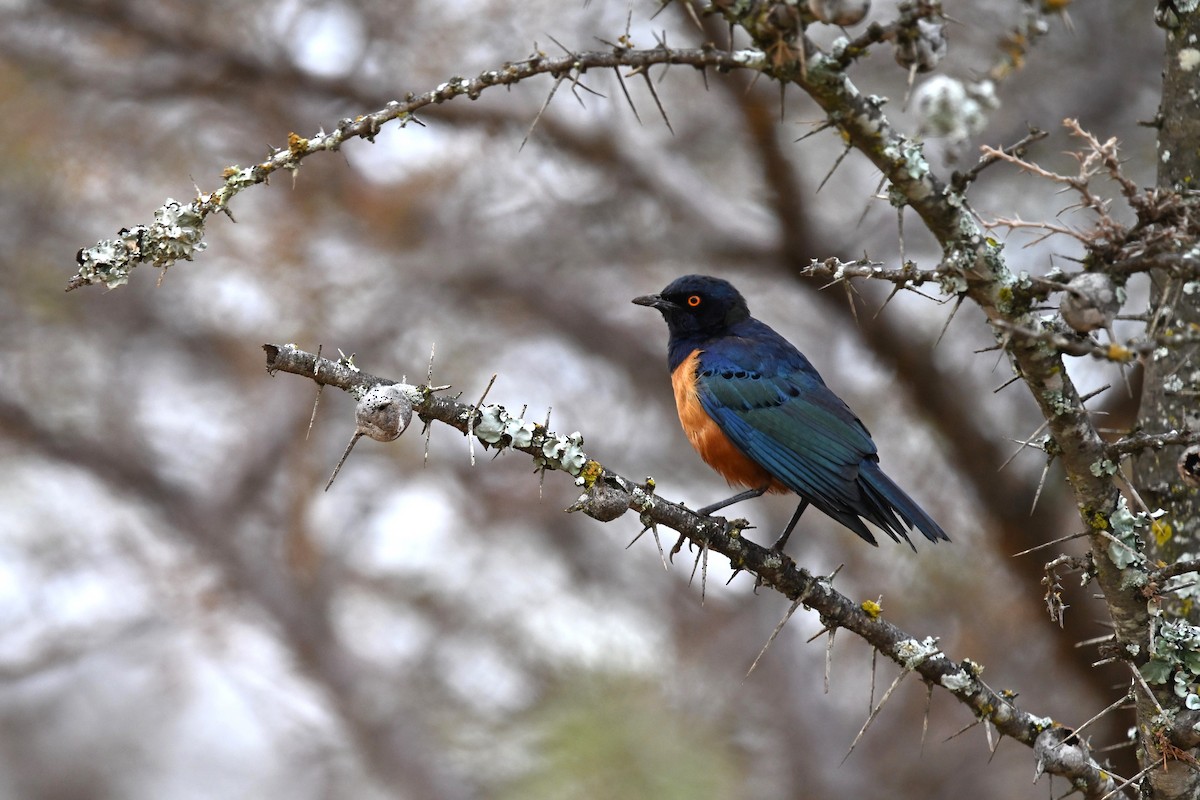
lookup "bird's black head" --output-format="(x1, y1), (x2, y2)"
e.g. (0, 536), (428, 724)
(632, 274), (751, 338)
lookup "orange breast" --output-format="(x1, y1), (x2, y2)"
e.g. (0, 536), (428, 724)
(671, 350), (787, 493)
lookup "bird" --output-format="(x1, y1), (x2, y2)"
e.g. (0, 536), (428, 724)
(633, 274), (949, 551)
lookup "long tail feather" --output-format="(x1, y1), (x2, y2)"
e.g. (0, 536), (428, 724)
(858, 460), (950, 545)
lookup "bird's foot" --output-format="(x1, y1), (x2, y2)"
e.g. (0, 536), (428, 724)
(695, 486), (770, 517)
(668, 532), (688, 562)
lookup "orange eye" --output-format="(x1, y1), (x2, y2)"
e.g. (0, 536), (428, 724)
(687, 295), (702, 307)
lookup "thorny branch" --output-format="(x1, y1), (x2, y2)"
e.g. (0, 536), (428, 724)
(69, 44), (769, 291)
(981, 119), (1140, 224)
(1108, 431), (1200, 460)
(262, 342), (1118, 796)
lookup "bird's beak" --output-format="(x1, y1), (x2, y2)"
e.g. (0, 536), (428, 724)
(632, 293), (676, 311)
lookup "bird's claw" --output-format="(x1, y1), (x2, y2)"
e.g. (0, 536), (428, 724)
(668, 532), (688, 562)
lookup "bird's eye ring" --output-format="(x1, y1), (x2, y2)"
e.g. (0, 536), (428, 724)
(687, 295), (702, 307)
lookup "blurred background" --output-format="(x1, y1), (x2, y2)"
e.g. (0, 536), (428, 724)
(0, 1), (1164, 797)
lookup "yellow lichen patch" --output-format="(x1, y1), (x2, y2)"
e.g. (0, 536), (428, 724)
(996, 285), (1014, 309)
(578, 460), (604, 488)
(1106, 343), (1133, 362)
(861, 599), (883, 619)
(1152, 518), (1173, 547)
(287, 131), (308, 156)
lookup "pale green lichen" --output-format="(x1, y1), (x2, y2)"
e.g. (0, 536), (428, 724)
(1142, 618), (1200, 712)
(1043, 391), (1073, 417)
(538, 431), (587, 476)
(474, 406), (508, 444)
(475, 405), (538, 449)
(1120, 570), (1148, 590)
(505, 419), (536, 448)
(141, 199), (207, 265)
(1106, 496), (1158, 569)
(475, 405), (586, 475)
(74, 198), (208, 288)
(895, 138), (930, 180)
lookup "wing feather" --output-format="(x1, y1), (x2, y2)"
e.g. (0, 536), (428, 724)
(694, 360), (875, 515)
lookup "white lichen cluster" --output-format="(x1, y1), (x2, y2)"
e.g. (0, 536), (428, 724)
(475, 404), (586, 476)
(914, 76), (999, 146)
(939, 668), (972, 692)
(895, 636), (941, 669)
(75, 199), (207, 288)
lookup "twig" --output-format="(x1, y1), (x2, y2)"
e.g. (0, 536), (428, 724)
(952, 127), (1049, 192)
(1151, 559), (1200, 583)
(1129, 662), (1166, 716)
(1011, 530), (1090, 558)
(1068, 688), (1132, 745)
(991, 320), (1143, 362)
(1107, 430), (1200, 459)
(1098, 764), (1153, 800)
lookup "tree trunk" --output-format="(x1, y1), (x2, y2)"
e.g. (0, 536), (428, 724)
(1139, 5), (1200, 584)
(1132, 6), (1200, 798)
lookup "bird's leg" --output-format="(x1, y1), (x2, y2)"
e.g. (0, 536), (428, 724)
(696, 485), (769, 516)
(770, 499), (810, 553)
